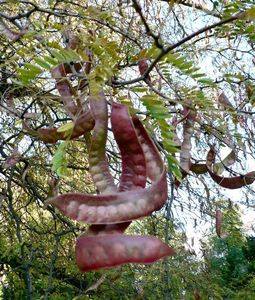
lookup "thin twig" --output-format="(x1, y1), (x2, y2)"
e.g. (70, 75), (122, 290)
(112, 13), (240, 86)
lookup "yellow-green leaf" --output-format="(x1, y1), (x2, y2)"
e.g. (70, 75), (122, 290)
(57, 122), (74, 133)
(243, 7), (255, 20)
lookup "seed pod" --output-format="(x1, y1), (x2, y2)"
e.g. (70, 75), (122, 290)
(46, 99), (174, 271)
(138, 59), (151, 82)
(180, 109), (196, 174)
(37, 111), (95, 144)
(111, 102), (146, 191)
(0, 18), (27, 41)
(216, 208), (222, 238)
(207, 148), (255, 189)
(51, 64), (81, 117)
(89, 93), (117, 194)
(75, 234), (175, 272)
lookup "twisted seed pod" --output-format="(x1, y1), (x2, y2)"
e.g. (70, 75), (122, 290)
(208, 170), (255, 189)
(138, 59), (151, 82)
(51, 65), (82, 117)
(47, 102), (167, 224)
(207, 148), (255, 189)
(82, 104), (172, 269)
(111, 102), (146, 191)
(88, 102), (146, 237)
(37, 111), (95, 144)
(46, 100), (174, 271)
(191, 150), (236, 175)
(88, 93), (117, 194)
(46, 110), (168, 223)
(87, 102), (138, 234)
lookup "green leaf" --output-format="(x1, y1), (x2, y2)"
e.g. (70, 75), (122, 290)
(198, 78), (215, 86)
(52, 141), (69, 177)
(56, 166), (69, 177)
(52, 156), (64, 170)
(57, 122), (74, 133)
(23, 63), (42, 74)
(191, 73), (205, 79)
(161, 131), (176, 140)
(167, 155), (180, 165)
(164, 145), (180, 153)
(17, 69), (35, 84)
(168, 160), (182, 180)
(131, 87), (148, 93)
(60, 49), (79, 62)
(241, 7), (255, 20)
(50, 49), (65, 61)
(65, 48), (81, 61)
(34, 58), (51, 69)
(179, 62), (193, 70)
(44, 55), (58, 65)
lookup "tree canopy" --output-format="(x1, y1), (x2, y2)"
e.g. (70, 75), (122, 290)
(1, 0), (255, 299)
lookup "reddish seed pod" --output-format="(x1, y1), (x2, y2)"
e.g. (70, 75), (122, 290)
(111, 102), (146, 191)
(88, 93), (117, 194)
(51, 65), (81, 117)
(0, 18), (27, 41)
(207, 148), (255, 189)
(190, 163), (207, 174)
(37, 111), (95, 144)
(216, 208), (222, 238)
(218, 92), (234, 110)
(46, 170), (167, 224)
(75, 234), (175, 272)
(138, 59), (151, 82)
(208, 169), (255, 189)
(46, 96), (174, 271)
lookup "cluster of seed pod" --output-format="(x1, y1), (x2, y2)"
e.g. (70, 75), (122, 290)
(45, 93), (175, 271)
(39, 53), (255, 271)
(174, 107), (255, 189)
(44, 89), (176, 270)
(28, 44), (255, 271)
(32, 42), (175, 271)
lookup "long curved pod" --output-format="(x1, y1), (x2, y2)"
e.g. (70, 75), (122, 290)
(46, 170), (167, 224)
(37, 110), (95, 144)
(206, 148), (255, 189)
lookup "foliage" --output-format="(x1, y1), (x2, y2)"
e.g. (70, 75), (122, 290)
(206, 203), (255, 299)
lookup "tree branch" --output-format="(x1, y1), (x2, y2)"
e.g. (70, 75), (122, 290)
(112, 13), (240, 86)
(132, 0), (163, 48)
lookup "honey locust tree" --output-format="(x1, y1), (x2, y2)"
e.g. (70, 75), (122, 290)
(1, 0), (255, 299)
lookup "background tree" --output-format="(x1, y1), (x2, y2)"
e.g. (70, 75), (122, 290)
(203, 202), (255, 299)
(1, 0), (255, 299)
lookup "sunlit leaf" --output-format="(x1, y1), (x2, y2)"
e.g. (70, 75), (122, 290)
(56, 122), (74, 134)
